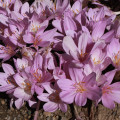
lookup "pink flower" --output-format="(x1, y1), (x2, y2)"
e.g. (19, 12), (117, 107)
(100, 70), (120, 109)
(13, 72), (33, 108)
(0, 44), (16, 61)
(0, 63), (16, 92)
(53, 67), (66, 80)
(0, 0), (15, 8)
(62, 33), (89, 63)
(29, 54), (53, 95)
(14, 57), (29, 72)
(107, 38), (120, 69)
(21, 46), (35, 60)
(38, 83), (67, 112)
(92, 21), (107, 42)
(23, 27), (57, 49)
(90, 46), (111, 70)
(57, 68), (101, 106)
(8, 19), (28, 47)
(84, 63), (107, 86)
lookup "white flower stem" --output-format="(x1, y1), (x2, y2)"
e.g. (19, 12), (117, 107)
(114, 11), (120, 15)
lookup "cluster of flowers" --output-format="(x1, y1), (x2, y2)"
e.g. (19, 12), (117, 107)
(0, 0), (120, 113)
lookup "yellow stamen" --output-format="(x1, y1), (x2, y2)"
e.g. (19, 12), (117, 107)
(93, 58), (101, 65)
(113, 51), (120, 66)
(33, 69), (42, 83)
(80, 49), (87, 58)
(4, 45), (14, 55)
(73, 82), (86, 93)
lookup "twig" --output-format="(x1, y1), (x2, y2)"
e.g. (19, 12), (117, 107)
(114, 11), (120, 15)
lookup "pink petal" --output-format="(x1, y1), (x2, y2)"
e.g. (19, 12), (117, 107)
(35, 85), (44, 96)
(112, 90), (120, 104)
(15, 98), (24, 109)
(105, 70), (116, 84)
(0, 84), (15, 92)
(107, 38), (120, 57)
(43, 102), (58, 112)
(87, 86), (101, 100)
(37, 93), (50, 102)
(14, 87), (31, 100)
(40, 28), (57, 41)
(72, 1), (82, 14)
(0, 73), (8, 85)
(95, 7), (105, 21)
(102, 94), (115, 109)
(61, 0), (69, 10)
(60, 90), (76, 104)
(41, 83), (54, 94)
(59, 103), (67, 112)
(23, 33), (34, 43)
(84, 72), (96, 86)
(52, 20), (62, 32)
(57, 79), (74, 90)
(0, 14), (8, 26)
(78, 32), (88, 54)
(75, 93), (87, 106)
(64, 16), (77, 32)
(14, 0), (22, 12)
(2, 63), (14, 75)
(33, 54), (43, 70)
(63, 36), (78, 60)
(13, 73), (25, 88)
(101, 30), (114, 43)
(21, 2), (29, 14)
(28, 100), (37, 107)
(92, 21), (106, 42)
(69, 67), (84, 83)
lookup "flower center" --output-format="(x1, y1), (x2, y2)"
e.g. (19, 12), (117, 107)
(113, 51), (120, 66)
(102, 86), (113, 94)
(49, 91), (60, 103)
(7, 75), (17, 86)
(33, 69), (42, 83)
(93, 58), (101, 65)
(0, 45), (14, 55)
(31, 24), (40, 33)
(73, 82), (86, 93)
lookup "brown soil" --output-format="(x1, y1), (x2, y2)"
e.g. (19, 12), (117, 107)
(1, 92), (120, 120)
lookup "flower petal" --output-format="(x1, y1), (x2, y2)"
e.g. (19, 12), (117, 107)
(38, 93), (50, 102)
(15, 98), (24, 109)
(102, 94), (115, 109)
(75, 93), (87, 106)
(57, 79), (74, 90)
(43, 102), (58, 112)
(60, 90), (76, 104)
(59, 103), (67, 112)
(63, 36), (78, 60)
(2, 63), (14, 75)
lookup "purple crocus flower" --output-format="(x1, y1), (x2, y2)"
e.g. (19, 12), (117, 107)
(107, 38), (120, 69)
(0, 63), (16, 92)
(29, 54), (53, 95)
(0, 43), (16, 61)
(99, 70), (120, 109)
(57, 68), (101, 106)
(13, 72), (33, 109)
(23, 26), (57, 49)
(62, 32), (89, 63)
(38, 83), (67, 112)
